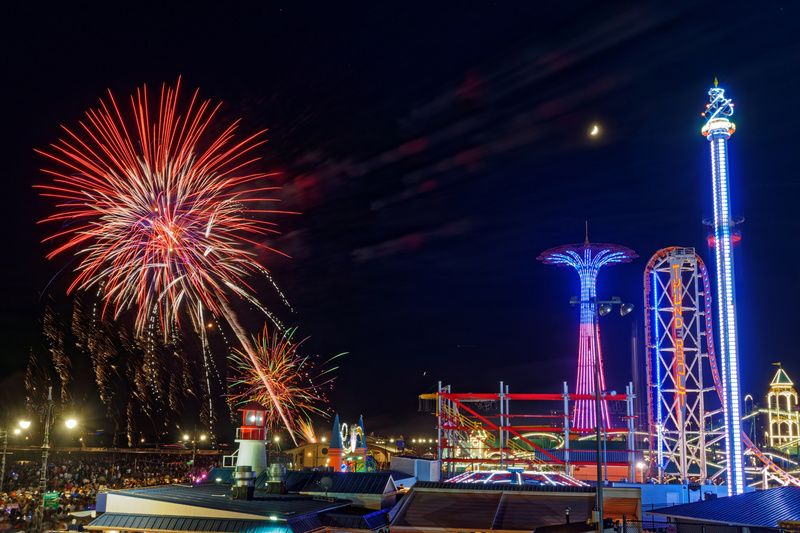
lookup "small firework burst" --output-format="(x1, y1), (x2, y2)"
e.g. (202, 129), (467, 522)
(297, 418), (318, 444)
(229, 325), (342, 441)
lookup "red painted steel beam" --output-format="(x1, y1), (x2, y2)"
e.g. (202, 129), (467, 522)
(452, 399), (564, 464)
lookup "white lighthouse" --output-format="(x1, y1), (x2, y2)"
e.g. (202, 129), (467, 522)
(234, 403), (268, 475)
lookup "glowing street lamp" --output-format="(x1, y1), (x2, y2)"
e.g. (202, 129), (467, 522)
(636, 461), (646, 483)
(182, 430), (209, 469)
(18, 420), (31, 430)
(64, 418), (78, 430)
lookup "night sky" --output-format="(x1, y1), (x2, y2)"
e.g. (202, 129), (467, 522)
(3, 3), (800, 438)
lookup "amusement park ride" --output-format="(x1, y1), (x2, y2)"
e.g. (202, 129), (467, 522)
(419, 81), (800, 491)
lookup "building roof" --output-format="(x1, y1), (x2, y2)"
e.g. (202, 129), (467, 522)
(329, 414), (342, 449)
(322, 509), (389, 530)
(391, 482), (595, 531)
(771, 367), (795, 388)
(108, 483), (349, 519)
(650, 486), (800, 528)
(281, 471), (395, 495)
(86, 513), (289, 533)
(414, 480), (594, 493)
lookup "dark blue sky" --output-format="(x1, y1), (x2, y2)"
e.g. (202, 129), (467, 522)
(2, 2), (799, 436)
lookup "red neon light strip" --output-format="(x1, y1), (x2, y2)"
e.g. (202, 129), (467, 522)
(452, 399), (564, 464)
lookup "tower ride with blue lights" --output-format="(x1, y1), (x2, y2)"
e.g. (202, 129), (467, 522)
(701, 80), (745, 495)
(539, 235), (636, 431)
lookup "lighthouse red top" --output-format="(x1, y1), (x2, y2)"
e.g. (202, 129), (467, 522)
(237, 403), (267, 441)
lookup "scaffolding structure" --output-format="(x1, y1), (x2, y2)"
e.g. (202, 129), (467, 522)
(421, 381), (638, 480)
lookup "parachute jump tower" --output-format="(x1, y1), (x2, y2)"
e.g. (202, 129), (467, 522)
(539, 233), (636, 430)
(702, 80), (745, 495)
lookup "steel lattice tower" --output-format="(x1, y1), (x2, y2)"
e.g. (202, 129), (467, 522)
(701, 80), (745, 495)
(644, 247), (724, 482)
(539, 237), (636, 430)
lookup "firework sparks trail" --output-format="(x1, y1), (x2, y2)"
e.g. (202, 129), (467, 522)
(228, 324), (343, 444)
(222, 301), (297, 442)
(298, 418), (318, 444)
(37, 79), (300, 438)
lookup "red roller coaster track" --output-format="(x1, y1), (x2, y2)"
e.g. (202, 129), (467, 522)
(645, 246), (800, 487)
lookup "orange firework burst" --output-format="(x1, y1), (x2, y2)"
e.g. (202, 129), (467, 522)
(229, 325), (342, 440)
(297, 418), (318, 444)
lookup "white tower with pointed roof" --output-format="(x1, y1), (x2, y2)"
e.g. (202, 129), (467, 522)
(766, 366), (799, 452)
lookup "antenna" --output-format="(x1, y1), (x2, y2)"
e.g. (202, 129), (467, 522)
(584, 220), (589, 245)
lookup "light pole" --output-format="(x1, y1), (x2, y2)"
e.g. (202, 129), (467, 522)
(182, 432), (207, 473)
(32, 387), (79, 533)
(574, 296), (633, 531)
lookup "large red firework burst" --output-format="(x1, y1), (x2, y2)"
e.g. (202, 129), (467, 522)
(228, 325), (341, 436)
(36, 79), (290, 332)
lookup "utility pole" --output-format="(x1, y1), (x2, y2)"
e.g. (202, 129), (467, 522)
(594, 340), (604, 532)
(33, 386), (55, 533)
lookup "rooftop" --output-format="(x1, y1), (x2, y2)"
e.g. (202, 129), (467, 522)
(391, 481), (597, 531)
(281, 470), (396, 495)
(86, 513), (290, 533)
(771, 367), (795, 388)
(650, 486), (800, 528)
(107, 483), (349, 519)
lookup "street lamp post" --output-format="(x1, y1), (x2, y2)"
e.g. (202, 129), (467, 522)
(575, 296), (633, 532)
(182, 432), (207, 474)
(32, 387), (54, 533)
(593, 337), (604, 530)
(31, 387), (78, 533)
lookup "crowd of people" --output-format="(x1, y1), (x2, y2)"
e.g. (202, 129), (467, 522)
(0, 452), (219, 531)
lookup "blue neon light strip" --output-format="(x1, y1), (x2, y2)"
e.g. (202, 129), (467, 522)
(652, 270), (663, 471)
(704, 84), (745, 495)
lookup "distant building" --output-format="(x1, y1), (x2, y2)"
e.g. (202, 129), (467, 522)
(766, 366), (800, 454)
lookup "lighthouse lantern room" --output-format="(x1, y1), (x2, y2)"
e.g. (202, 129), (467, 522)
(235, 403), (268, 475)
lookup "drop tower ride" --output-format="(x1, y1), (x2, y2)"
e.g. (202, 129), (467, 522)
(701, 80), (745, 495)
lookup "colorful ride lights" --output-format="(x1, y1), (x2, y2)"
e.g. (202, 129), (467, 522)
(539, 240), (637, 431)
(702, 80), (744, 495)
